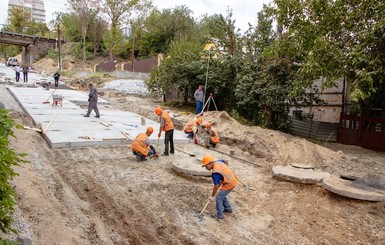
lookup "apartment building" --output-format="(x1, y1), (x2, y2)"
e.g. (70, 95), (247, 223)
(8, 0), (46, 22)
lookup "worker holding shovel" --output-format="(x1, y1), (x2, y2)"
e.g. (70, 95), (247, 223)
(131, 126), (159, 162)
(201, 155), (238, 220)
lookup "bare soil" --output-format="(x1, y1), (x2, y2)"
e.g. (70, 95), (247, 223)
(1, 82), (384, 244)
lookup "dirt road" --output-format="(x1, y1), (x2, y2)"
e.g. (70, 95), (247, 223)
(1, 84), (384, 244)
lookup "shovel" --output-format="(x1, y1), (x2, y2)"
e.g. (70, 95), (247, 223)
(236, 177), (256, 191)
(197, 185), (221, 221)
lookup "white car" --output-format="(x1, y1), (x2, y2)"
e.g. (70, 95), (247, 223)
(6, 57), (18, 66)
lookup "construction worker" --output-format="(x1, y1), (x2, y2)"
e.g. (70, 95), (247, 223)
(204, 123), (220, 148)
(131, 126), (158, 162)
(155, 107), (174, 155)
(201, 155), (238, 220)
(183, 117), (203, 144)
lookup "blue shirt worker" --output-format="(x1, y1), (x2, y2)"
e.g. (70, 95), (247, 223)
(194, 85), (204, 115)
(201, 155), (238, 220)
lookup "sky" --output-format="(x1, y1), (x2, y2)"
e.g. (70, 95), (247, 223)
(0, 0), (272, 32)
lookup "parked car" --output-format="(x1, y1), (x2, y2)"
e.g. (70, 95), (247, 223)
(6, 57), (18, 66)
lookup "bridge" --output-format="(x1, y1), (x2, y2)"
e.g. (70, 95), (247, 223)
(0, 31), (64, 66)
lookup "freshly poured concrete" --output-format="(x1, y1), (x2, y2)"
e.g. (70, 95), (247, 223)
(323, 176), (385, 202)
(272, 165), (331, 184)
(7, 86), (189, 148)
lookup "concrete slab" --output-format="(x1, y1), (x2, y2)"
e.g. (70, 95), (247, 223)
(7, 85), (190, 148)
(7, 87), (109, 105)
(323, 176), (385, 202)
(272, 165), (331, 184)
(172, 161), (211, 177)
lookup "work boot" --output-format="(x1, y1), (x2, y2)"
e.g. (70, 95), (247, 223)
(162, 152), (169, 156)
(95, 115), (100, 118)
(83, 115), (89, 117)
(224, 209), (233, 214)
(210, 214), (224, 220)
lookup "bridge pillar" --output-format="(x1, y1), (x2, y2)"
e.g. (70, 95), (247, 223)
(24, 40), (56, 66)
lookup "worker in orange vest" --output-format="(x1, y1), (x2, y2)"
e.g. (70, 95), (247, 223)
(131, 126), (158, 161)
(204, 123), (220, 148)
(155, 107), (174, 156)
(183, 117), (203, 144)
(201, 155), (238, 220)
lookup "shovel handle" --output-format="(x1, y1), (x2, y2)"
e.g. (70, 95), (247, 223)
(198, 198), (211, 215)
(199, 185), (221, 216)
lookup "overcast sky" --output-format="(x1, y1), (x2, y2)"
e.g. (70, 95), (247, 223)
(0, 0), (272, 32)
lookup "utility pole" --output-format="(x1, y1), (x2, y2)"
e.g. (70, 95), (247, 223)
(131, 25), (135, 72)
(57, 23), (62, 72)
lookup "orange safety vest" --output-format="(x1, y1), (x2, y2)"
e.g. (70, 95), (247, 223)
(210, 128), (220, 143)
(161, 111), (174, 131)
(183, 120), (197, 133)
(212, 161), (238, 190)
(130, 133), (149, 156)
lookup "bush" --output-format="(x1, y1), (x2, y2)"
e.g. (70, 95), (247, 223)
(0, 109), (27, 233)
(47, 49), (58, 60)
(71, 42), (93, 60)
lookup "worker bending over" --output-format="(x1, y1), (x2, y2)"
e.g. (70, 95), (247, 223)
(131, 126), (158, 162)
(183, 117), (203, 144)
(155, 107), (174, 156)
(204, 123), (220, 148)
(201, 155), (238, 220)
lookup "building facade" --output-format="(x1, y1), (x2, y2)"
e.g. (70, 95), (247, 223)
(8, 0), (46, 22)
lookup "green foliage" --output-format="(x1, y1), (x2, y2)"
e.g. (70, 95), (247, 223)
(0, 240), (19, 245)
(71, 43), (93, 60)
(0, 45), (21, 60)
(47, 49), (58, 60)
(138, 6), (196, 58)
(271, 0), (385, 112)
(0, 109), (27, 233)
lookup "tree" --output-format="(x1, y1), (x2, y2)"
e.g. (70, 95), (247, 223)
(271, 0), (385, 112)
(138, 6), (195, 58)
(6, 6), (31, 33)
(0, 109), (27, 233)
(68, 0), (98, 63)
(99, 0), (141, 60)
(88, 16), (109, 57)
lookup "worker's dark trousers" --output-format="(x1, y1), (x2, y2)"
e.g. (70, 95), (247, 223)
(15, 72), (20, 82)
(164, 129), (174, 154)
(86, 100), (100, 117)
(54, 78), (59, 88)
(23, 72), (28, 83)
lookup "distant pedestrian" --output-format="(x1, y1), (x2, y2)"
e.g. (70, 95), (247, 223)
(194, 85), (204, 114)
(22, 65), (29, 83)
(53, 71), (60, 88)
(13, 64), (20, 82)
(155, 107), (174, 155)
(84, 83), (100, 118)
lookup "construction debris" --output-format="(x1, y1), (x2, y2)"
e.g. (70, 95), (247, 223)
(272, 165), (331, 184)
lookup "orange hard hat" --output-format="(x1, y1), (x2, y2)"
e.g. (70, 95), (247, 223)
(147, 126), (154, 133)
(202, 155), (215, 166)
(155, 107), (162, 115)
(205, 122), (211, 128)
(197, 117), (203, 124)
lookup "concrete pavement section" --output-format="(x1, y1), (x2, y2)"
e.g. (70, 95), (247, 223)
(323, 176), (385, 201)
(272, 165), (331, 184)
(7, 86), (189, 148)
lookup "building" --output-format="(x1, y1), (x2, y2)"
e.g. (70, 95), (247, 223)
(8, 0), (46, 23)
